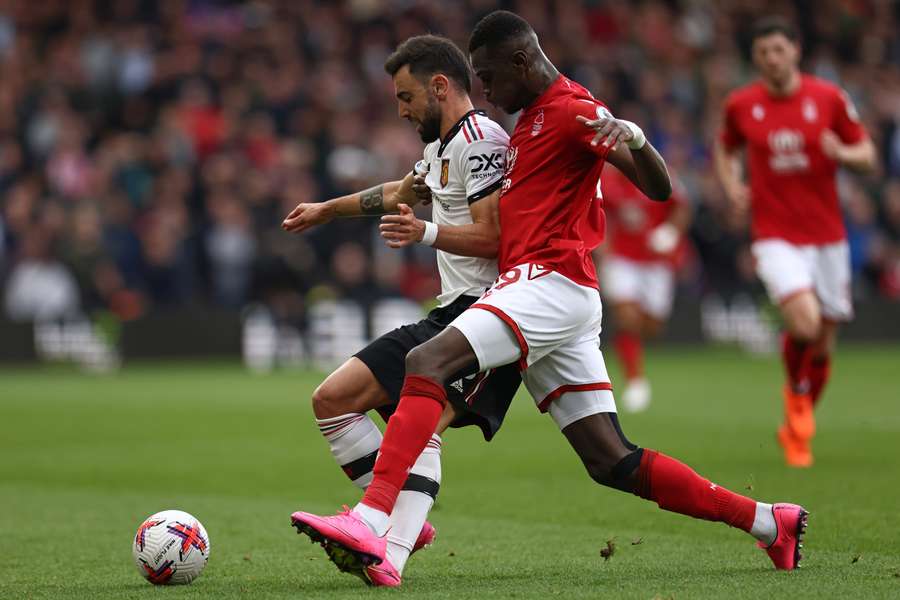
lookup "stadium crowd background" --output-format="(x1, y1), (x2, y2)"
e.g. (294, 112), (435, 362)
(2, 0), (899, 332)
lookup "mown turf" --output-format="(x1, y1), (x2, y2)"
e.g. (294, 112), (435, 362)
(2, 345), (899, 599)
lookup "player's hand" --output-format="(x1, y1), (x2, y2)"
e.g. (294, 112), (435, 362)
(820, 130), (844, 162)
(412, 174), (432, 205)
(282, 202), (335, 233)
(576, 114), (634, 150)
(380, 203), (425, 248)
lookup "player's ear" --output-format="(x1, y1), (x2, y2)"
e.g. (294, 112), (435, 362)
(511, 50), (529, 76)
(431, 74), (450, 100)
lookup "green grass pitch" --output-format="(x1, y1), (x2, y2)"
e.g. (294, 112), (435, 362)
(2, 344), (899, 599)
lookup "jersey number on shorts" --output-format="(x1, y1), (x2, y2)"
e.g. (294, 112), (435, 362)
(483, 268), (522, 297)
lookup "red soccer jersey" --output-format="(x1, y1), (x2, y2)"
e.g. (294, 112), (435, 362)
(601, 167), (687, 265)
(720, 74), (867, 244)
(498, 75), (612, 288)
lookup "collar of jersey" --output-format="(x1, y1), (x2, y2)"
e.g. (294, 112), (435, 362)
(438, 109), (487, 157)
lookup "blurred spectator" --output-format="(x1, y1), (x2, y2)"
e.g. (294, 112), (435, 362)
(0, 0), (897, 327)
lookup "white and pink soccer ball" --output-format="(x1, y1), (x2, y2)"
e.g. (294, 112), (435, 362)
(132, 510), (210, 585)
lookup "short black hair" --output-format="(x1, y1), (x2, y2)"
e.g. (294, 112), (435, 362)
(468, 10), (534, 54)
(384, 35), (471, 93)
(750, 16), (798, 43)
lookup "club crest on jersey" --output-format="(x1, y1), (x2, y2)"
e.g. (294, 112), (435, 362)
(752, 103), (765, 121)
(440, 159), (450, 187)
(531, 110), (544, 136)
(802, 98), (818, 122)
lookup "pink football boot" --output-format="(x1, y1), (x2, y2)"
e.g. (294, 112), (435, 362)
(412, 520), (436, 554)
(360, 521), (435, 588)
(316, 518), (435, 586)
(365, 557), (403, 587)
(291, 507), (385, 568)
(758, 503), (809, 570)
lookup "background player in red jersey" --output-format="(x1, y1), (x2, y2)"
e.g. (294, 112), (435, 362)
(714, 18), (876, 467)
(291, 11), (809, 578)
(600, 167), (691, 412)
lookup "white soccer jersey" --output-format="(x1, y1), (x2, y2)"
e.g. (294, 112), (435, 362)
(414, 110), (509, 306)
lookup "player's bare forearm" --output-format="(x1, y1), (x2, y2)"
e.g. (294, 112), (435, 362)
(838, 138), (877, 174)
(433, 191), (501, 258)
(432, 223), (499, 259)
(283, 178), (412, 233)
(713, 142), (734, 187)
(712, 141), (749, 211)
(607, 142), (671, 201)
(380, 191), (499, 257)
(332, 179), (405, 217)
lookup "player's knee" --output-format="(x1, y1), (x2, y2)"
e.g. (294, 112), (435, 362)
(789, 314), (821, 343)
(405, 344), (444, 379)
(311, 382), (344, 419)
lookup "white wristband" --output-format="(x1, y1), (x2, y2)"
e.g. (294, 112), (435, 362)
(622, 120), (646, 150)
(420, 220), (438, 246)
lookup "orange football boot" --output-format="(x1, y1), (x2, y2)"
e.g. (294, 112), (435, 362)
(777, 425), (813, 468)
(783, 385), (815, 440)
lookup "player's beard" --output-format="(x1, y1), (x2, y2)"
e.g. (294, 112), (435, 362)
(417, 97), (441, 143)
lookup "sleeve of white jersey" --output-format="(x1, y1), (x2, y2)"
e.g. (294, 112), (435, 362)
(457, 119), (510, 204)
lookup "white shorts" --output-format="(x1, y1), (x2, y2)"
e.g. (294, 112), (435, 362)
(601, 256), (675, 320)
(751, 239), (853, 322)
(449, 264), (616, 430)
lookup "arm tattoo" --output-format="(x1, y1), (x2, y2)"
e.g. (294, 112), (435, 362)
(360, 184), (385, 215)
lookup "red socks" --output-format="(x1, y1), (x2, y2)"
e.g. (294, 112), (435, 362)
(781, 334), (812, 392)
(635, 450), (756, 532)
(808, 355), (831, 406)
(782, 334), (832, 405)
(361, 375), (446, 514)
(614, 331), (643, 380)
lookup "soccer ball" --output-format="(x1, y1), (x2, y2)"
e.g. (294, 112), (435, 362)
(132, 510), (210, 585)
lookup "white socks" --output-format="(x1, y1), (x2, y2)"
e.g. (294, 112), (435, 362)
(317, 413), (442, 574)
(354, 502), (391, 537)
(751, 503), (777, 546)
(316, 413), (382, 488)
(386, 434), (442, 574)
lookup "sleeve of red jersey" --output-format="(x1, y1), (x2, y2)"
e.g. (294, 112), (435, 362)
(566, 98), (614, 160)
(457, 115), (509, 205)
(718, 94), (744, 150)
(831, 87), (867, 145)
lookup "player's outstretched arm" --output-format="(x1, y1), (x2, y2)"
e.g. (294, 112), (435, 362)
(282, 172), (428, 233)
(576, 115), (670, 201)
(379, 191), (500, 259)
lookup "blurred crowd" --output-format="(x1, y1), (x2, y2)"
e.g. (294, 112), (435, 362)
(1, 0), (899, 327)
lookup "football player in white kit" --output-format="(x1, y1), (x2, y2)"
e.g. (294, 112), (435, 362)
(282, 34), (520, 587)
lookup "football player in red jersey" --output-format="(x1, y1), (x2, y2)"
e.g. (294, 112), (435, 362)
(292, 11), (808, 577)
(600, 168), (691, 412)
(714, 18), (876, 467)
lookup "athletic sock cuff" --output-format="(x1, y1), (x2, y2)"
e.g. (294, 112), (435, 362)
(362, 480), (402, 515)
(634, 448), (658, 500)
(316, 413), (365, 438)
(401, 375), (448, 406)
